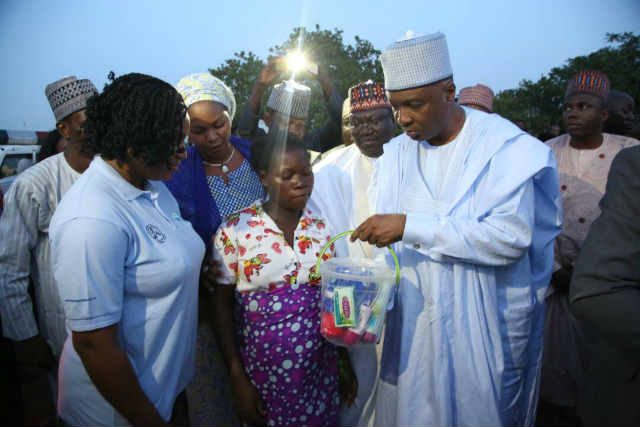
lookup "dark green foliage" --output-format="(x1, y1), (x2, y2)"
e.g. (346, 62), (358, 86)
(210, 26), (384, 131)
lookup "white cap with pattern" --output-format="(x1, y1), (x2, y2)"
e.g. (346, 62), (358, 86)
(380, 32), (453, 91)
(45, 76), (98, 123)
(266, 80), (312, 119)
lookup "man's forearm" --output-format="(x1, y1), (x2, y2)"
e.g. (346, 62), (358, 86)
(237, 81), (269, 138)
(0, 201), (39, 342)
(247, 82), (268, 116)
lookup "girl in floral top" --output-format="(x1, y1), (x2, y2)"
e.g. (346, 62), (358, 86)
(212, 135), (355, 427)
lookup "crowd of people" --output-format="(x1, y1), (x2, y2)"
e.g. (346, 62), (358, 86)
(0, 31), (638, 427)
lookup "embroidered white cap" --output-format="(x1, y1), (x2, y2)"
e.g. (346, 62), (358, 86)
(266, 80), (312, 119)
(380, 32), (453, 91)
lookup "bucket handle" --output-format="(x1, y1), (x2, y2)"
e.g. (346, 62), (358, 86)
(312, 230), (401, 285)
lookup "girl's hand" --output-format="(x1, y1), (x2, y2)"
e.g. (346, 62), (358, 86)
(229, 368), (267, 427)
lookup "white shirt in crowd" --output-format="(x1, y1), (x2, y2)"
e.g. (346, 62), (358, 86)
(546, 132), (639, 270)
(309, 143), (384, 427)
(0, 152), (80, 356)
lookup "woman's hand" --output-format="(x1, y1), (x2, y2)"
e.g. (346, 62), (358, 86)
(229, 367), (267, 427)
(337, 348), (358, 407)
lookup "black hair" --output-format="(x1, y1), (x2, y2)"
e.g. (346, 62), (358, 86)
(84, 72), (186, 165)
(37, 128), (62, 161)
(250, 131), (310, 174)
(605, 90), (633, 109)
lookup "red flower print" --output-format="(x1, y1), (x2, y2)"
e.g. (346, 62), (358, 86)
(240, 206), (259, 215)
(245, 233), (251, 240)
(297, 236), (313, 254)
(268, 282), (278, 291)
(247, 220), (265, 227)
(228, 262), (238, 272)
(272, 242), (282, 254)
(243, 253), (271, 282)
(238, 245), (247, 256)
(264, 228), (280, 235)
(256, 235), (263, 241)
(220, 231), (235, 255)
(300, 217), (313, 230)
(315, 219), (326, 230)
(309, 266), (321, 286)
(226, 213), (240, 227)
(283, 269), (299, 285)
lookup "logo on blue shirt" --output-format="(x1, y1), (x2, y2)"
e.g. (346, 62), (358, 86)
(145, 224), (167, 243)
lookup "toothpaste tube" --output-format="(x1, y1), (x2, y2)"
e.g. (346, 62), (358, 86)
(333, 286), (356, 327)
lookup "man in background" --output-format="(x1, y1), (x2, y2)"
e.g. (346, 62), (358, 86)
(0, 76), (97, 425)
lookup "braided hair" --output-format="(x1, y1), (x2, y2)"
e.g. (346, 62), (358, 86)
(84, 72), (186, 165)
(250, 130), (310, 175)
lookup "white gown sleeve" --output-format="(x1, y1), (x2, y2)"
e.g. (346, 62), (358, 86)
(403, 180), (535, 266)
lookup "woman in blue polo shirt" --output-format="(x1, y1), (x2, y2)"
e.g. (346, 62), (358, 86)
(50, 73), (204, 426)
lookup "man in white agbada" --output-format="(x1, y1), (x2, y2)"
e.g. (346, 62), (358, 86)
(349, 32), (562, 426)
(309, 80), (396, 426)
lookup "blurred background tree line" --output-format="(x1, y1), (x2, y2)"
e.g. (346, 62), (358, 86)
(211, 28), (638, 138)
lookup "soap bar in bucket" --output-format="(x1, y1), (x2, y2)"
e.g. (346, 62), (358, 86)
(313, 231), (400, 348)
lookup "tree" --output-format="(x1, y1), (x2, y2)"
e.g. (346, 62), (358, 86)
(494, 32), (639, 137)
(209, 51), (265, 128)
(210, 25), (384, 131)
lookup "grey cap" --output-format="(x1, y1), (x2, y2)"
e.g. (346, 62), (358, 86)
(45, 76), (98, 123)
(380, 32), (453, 91)
(266, 80), (312, 119)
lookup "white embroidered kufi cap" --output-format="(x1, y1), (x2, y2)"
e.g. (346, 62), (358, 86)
(45, 76), (98, 123)
(266, 80), (312, 119)
(380, 32), (453, 91)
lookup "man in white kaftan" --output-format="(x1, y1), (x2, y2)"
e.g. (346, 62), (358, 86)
(350, 32), (561, 427)
(310, 81), (397, 426)
(0, 76), (96, 424)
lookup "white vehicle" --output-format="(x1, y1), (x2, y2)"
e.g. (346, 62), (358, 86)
(0, 130), (43, 195)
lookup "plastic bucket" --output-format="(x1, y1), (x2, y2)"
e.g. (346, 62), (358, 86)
(313, 231), (400, 347)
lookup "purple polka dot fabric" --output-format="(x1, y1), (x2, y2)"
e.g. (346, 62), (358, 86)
(236, 282), (340, 426)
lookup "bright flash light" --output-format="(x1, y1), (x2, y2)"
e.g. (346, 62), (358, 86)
(286, 51), (308, 73)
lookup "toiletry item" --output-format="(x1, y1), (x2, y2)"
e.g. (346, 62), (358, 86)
(343, 305), (373, 345)
(333, 286), (356, 327)
(321, 312), (344, 339)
